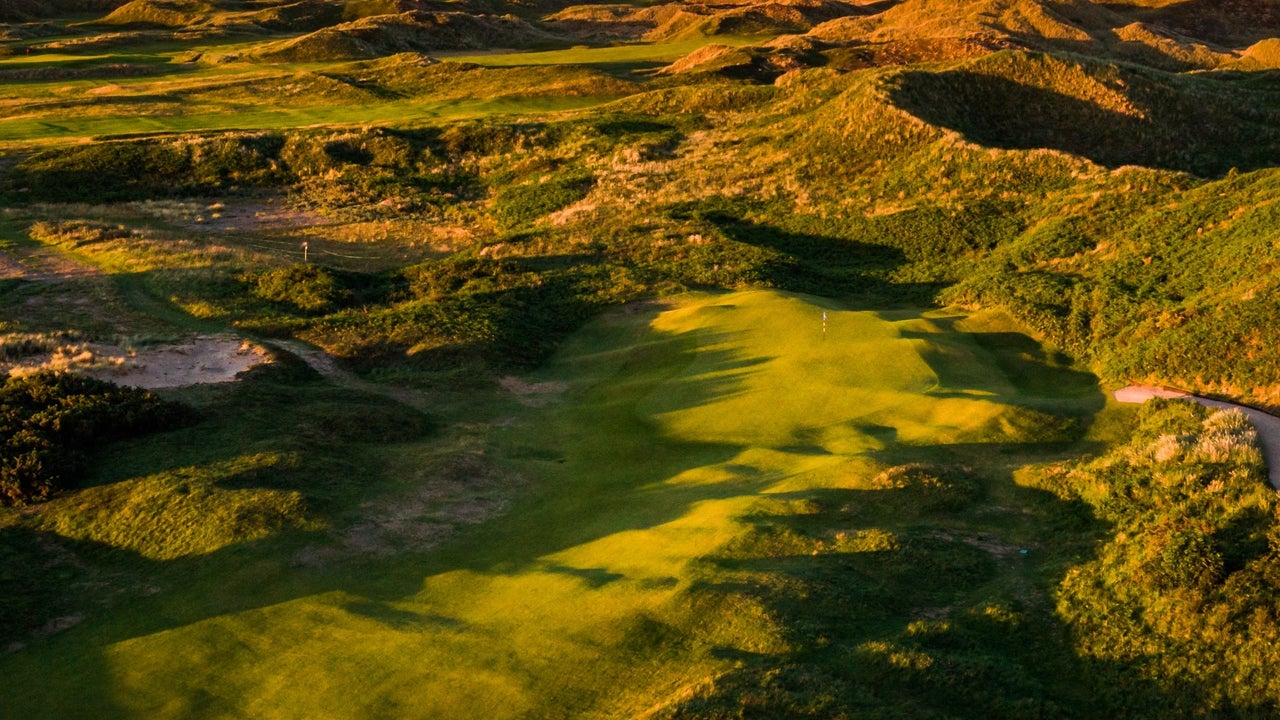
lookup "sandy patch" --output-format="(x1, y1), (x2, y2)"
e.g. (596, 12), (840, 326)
(3, 335), (270, 389)
(927, 530), (1027, 558)
(0, 242), (101, 282)
(1113, 385), (1191, 403)
(90, 336), (270, 389)
(293, 454), (523, 568)
(129, 198), (332, 235)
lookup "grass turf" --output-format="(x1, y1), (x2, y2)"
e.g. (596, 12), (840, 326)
(0, 289), (1113, 718)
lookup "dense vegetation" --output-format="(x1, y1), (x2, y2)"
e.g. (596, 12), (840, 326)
(3, 0), (1280, 716)
(0, 372), (192, 505)
(1041, 400), (1280, 717)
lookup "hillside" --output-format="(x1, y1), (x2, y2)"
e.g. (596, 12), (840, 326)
(249, 10), (562, 61)
(0, 0), (126, 22)
(2, 0), (1280, 717)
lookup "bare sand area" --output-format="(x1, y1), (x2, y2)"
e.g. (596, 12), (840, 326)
(3, 335), (270, 389)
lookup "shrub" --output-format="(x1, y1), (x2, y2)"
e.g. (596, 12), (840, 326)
(0, 371), (194, 505)
(492, 171), (593, 229)
(251, 264), (352, 313)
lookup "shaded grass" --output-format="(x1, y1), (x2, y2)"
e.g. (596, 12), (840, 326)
(0, 289), (1120, 718)
(448, 35), (771, 71)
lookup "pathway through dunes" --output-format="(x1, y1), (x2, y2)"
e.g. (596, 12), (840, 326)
(1115, 385), (1280, 488)
(4, 290), (1109, 719)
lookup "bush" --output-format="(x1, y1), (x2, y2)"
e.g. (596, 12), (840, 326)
(1047, 400), (1280, 711)
(251, 264), (352, 313)
(0, 371), (193, 505)
(6, 133), (288, 203)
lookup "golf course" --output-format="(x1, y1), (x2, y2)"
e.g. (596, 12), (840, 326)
(4, 0), (1280, 717)
(5, 290), (1125, 718)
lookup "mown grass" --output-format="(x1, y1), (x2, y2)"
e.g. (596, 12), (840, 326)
(0, 31), (768, 146)
(0, 94), (617, 144)
(0, 290), (1121, 718)
(449, 34), (770, 71)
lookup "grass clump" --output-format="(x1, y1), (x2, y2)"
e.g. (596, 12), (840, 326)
(491, 170), (593, 229)
(250, 263), (352, 314)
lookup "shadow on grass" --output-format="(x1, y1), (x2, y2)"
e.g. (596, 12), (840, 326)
(654, 432), (1267, 718)
(888, 69), (1280, 177)
(1099, 0), (1280, 46)
(0, 287), (1259, 718)
(902, 313), (1106, 421)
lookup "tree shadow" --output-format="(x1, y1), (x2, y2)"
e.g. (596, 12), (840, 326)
(901, 313), (1105, 421)
(654, 428), (1280, 718)
(0, 309), (779, 714)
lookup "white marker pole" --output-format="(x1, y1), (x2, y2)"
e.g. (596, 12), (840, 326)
(822, 311), (827, 340)
(302, 241), (309, 263)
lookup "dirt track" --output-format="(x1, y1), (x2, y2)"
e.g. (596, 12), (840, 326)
(1115, 385), (1280, 489)
(268, 339), (432, 412)
(0, 242), (100, 282)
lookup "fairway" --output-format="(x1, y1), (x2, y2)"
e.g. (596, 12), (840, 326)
(1, 290), (1107, 718)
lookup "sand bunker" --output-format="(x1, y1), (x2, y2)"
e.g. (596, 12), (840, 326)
(91, 336), (270, 389)
(4, 335), (270, 389)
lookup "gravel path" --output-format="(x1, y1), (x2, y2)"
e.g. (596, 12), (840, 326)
(1115, 385), (1280, 489)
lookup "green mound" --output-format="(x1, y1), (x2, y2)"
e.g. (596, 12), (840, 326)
(1235, 36), (1280, 70)
(1105, 21), (1225, 71)
(96, 0), (343, 33)
(97, 0), (215, 27)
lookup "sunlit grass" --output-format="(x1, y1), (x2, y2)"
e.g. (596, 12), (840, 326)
(0, 95), (614, 143)
(449, 34), (771, 68)
(0, 290), (1108, 718)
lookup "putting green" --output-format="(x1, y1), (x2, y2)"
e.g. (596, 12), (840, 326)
(4, 290), (1100, 718)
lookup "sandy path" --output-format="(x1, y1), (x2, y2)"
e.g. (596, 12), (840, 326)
(0, 242), (101, 282)
(1115, 385), (1280, 489)
(268, 339), (431, 412)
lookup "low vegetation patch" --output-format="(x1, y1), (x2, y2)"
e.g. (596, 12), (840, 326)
(0, 371), (193, 505)
(249, 263), (352, 314)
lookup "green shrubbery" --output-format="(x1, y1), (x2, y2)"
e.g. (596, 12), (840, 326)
(0, 371), (193, 505)
(1034, 400), (1280, 715)
(7, 133), (289, 202)
(250, 264), (353, 314)
(491, 170), (593, 229)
